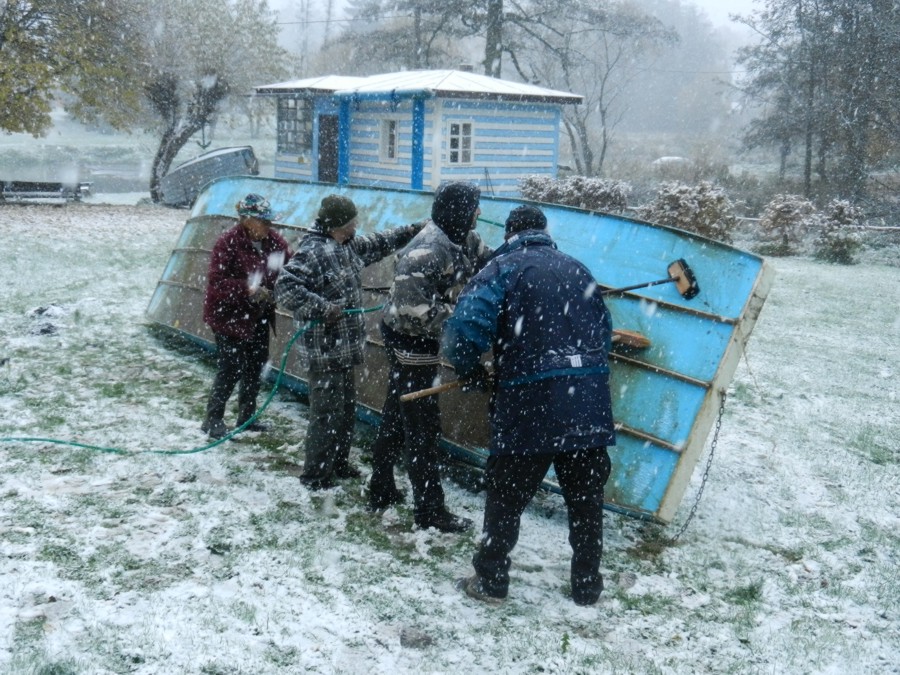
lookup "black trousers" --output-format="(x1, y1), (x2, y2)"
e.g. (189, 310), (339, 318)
(473, 447), (611, 603)
(302, 367), (356, 481)
(369, 350), (446, 518)
(205, 323), (269, 424)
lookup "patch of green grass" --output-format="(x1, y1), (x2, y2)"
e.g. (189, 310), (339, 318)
(761, 543), (804, 562)
(727, 379), (757, 404)
(624, 524), (673, 564)
(243, 432), (295, 454)
(249, 500), (305, 533)
(6, 653), (86, 675)
(777, 510), (832, 534)
(616, 590), (678, 614)
(264, 643), (299, 668)
(98, 381), (128, 399)
(819, 536), (854, 553)
(12, 617), (46, 652)
(846, 423), (896, 465)
(344, 511), (419, 564)
(724, 579), (763, 606)
(205, 525), (237, 555)
(37, 542), (81, 568)
(723, 536), (805, 563)
(34, 413), (67, 429)
(230, 600), (257, 624)
(34, 661), (82, 675)
(148, 485), (180, 507)
(199, 663), (243, 675)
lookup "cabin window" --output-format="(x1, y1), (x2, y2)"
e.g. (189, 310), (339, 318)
(277, 98), (314, 155)
(448, 122), (473, 164)
(381, 119), (399, 162)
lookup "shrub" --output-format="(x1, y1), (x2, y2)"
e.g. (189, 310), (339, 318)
(518, 174), (631, 213)
(638, 181), (737, 243)
(757, 194), (818, 256)
(813, 199), (863, 264)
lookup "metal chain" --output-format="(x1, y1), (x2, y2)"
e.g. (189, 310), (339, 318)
(667, 389), (728, 544)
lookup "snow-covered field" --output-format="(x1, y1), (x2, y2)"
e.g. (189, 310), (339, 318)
(0, 203), (898, 674)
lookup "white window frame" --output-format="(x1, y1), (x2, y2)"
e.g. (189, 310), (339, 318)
(380, 118), (400, 162)
(447, 121), (473, 164)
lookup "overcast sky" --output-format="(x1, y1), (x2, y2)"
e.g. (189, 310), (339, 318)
(689, 0), (759, 27)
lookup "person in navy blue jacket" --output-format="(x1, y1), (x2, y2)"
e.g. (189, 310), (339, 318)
(442, 204), (616, 606)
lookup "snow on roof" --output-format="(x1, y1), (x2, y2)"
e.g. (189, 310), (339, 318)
(256, 70), (582, 104)
(254, 75), (368, 95)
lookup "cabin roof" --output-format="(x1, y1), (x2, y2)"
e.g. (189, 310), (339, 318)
(256, 70), (582, 105)
(255, 75), (368, 95)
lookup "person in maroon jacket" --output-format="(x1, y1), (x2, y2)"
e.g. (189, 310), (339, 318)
(201, 193), (292, 439)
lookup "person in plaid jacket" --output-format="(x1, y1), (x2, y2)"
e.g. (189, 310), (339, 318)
(275, 194), (423, 490)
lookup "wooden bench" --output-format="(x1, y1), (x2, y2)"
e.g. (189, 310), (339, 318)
(0, 180), (91, 202)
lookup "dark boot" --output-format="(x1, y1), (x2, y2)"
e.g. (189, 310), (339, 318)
(237, 401), (270, 431)
(366, 486), (406, 512)
(571, 572), (604, 606)
(414, 508), (473, 533)
(456, 575), (506, 604)
(334, 462), (362, 479)
(236, 412), (271, 433)
(299, 475), (336, 491)
(201, 417), (229, 440)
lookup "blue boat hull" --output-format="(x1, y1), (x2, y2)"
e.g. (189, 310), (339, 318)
(146, 176), (773, 523)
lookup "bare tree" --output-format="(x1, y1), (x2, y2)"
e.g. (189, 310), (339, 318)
(139, 0), (290, 201)
(334, 0), (469, 72)
(505, 0), (675, 175)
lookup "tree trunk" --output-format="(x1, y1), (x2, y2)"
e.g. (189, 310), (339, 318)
(561, 118), (584, 176)
(149, 122), (203, 202)
(482, 0), (503, 77)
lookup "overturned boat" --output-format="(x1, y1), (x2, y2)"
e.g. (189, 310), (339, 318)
(159, 146), (259, 208)
(147, 175), (773, 524)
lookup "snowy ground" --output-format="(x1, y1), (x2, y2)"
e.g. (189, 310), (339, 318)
(0, 203), (898, 674)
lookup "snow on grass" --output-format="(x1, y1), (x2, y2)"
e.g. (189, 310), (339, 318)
(0, 203), (898, 674)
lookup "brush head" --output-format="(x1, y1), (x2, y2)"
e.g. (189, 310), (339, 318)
(668, 259), (700, 300)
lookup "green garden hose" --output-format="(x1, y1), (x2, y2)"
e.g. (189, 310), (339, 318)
(0, 305), (383, 456)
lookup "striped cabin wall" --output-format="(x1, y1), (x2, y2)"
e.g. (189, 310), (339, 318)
(272, 152), (314, 182)
(272, 95), (563, 198)
(430, 99), (560, 197)
(346, 100), (425, 190)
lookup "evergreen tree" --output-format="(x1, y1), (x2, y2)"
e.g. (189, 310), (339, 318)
(736, 0), (900, 200)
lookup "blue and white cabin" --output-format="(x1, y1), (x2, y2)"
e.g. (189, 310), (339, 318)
(255, 70), (582, 197)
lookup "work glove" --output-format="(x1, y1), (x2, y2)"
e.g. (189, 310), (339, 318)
(249, 286), (274, 305)
(461, 364), (493, 392)
(323, 304), (344, 326)
(250, 287), (276, 313)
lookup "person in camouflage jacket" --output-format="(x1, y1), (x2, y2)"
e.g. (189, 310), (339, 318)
(275, 194), (423, 490)
(367, 181), (492, 533)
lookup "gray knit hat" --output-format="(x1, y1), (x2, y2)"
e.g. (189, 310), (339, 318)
(317, 195), (358, 231)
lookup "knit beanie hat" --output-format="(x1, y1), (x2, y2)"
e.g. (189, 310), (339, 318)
(505, 205), (547, 235)
(431, 181), (481, 245)
(236, 193), (274, 220)
(317, 195), (358, 231)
